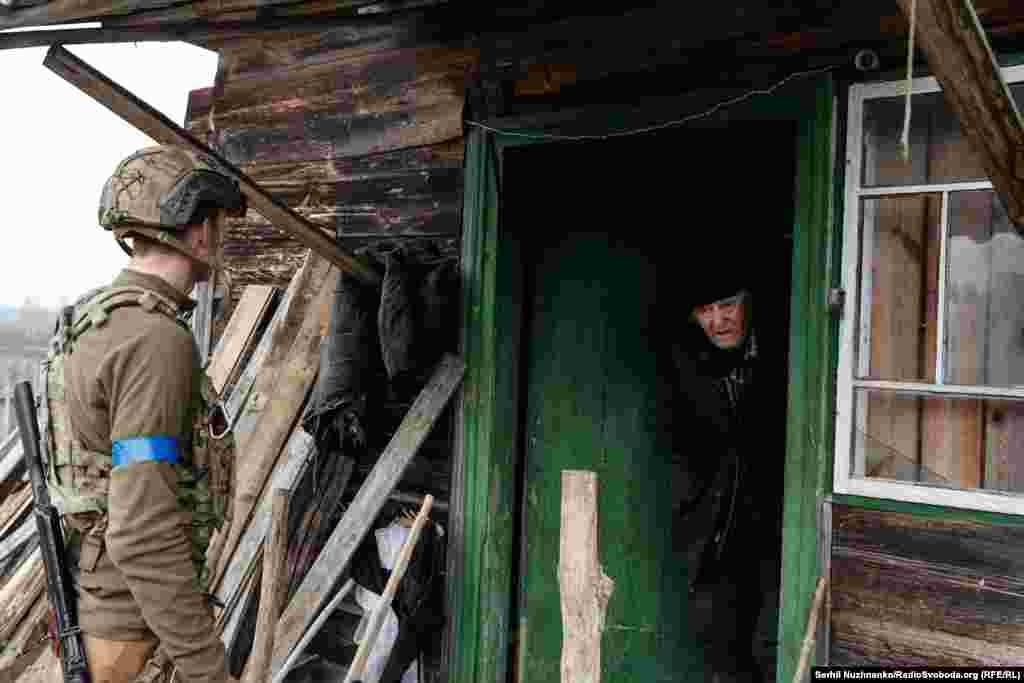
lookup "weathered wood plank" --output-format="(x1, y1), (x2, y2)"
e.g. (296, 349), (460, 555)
(559, 471), (613, 683)
(215, 426), (314, 612)
(200, 42), (472, 165)
(210, 252), (331, 590)
(344, 494), (434, 683)
(0, 520), (36, 565)
(0, 592), (48, 673)
(243, 489), (291, 683)
(223, 252), (329, 456)
(832, 611), (1024, 666)
(272, 578), (357, 683)
(214, 100), (464, 167)
(0, 548), (43, 643)
(268, 353), (465, 679)
(229, 259), (333, 530)
(0, 487), (31, 539)
(209, 285), (277, 395)
(831, 550), (1024, 648)
(42, 45), (379, 285)
(0, 430), (26, 493)
(226, 453), (354, 674)
(834, 506), (1024, 575)
(831, 505), (1024, 664)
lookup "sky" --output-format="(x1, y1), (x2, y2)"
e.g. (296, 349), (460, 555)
(0, 39), (218, 309)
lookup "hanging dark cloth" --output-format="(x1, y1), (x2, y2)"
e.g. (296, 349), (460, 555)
(302, 270), (377, 450)
(378, 251), (416, 382)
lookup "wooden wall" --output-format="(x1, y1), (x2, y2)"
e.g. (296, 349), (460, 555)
(830, 504), (1024, 665)
(185, 14), (474, 320)
(183, 11), (474, 535)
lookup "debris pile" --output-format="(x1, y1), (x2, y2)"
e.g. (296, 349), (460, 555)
(0, 246), (461, 682)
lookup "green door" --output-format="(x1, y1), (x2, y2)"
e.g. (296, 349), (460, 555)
(508, 140), (701, 682)
(453, 78), (836, 683)
(517, 227), (696, 681)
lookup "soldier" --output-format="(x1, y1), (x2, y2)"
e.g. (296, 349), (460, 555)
(669, 262), (784, 683)
(42, 145), (243, 682)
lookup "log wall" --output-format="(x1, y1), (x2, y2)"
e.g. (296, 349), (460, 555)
(185, 13), (473, 320)
(830, 505), (1024, 665)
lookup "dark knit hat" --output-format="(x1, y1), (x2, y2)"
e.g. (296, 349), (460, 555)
(679, 234), (753, 315)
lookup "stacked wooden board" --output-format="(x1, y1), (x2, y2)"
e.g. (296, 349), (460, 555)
(0, 250), (462, 682)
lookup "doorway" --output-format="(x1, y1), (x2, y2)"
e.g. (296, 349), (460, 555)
(502, 124), (796, 682)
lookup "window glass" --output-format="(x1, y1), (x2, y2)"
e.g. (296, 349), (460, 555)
(861, 84), (1024, 187)
(945, 191), (1024, 388)
(852, 388), (1024, 494)
(858, 194), (941, 382)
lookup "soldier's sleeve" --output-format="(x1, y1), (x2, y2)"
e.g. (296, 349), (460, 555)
(100, 320), (228, 683)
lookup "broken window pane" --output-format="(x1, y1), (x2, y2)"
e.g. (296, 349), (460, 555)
(944, 190), (1024, 388)
(852, 388), (1024, 494)
(858, 194), (941, 382)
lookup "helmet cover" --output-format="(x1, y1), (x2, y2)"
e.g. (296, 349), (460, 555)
(98, 145), (245, 231)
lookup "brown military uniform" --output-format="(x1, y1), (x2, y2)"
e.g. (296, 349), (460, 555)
(65, 269), (227, 683)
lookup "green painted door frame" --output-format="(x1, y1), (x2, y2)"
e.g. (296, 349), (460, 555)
(449, 75), (837, 683)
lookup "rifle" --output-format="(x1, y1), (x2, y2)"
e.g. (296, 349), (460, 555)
(12, 380), (89, 682)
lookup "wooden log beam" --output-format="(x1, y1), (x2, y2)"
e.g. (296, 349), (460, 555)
(895, 0), (1024, 225)
(41, 45), (381, 285)
(268, 354), (465, 679)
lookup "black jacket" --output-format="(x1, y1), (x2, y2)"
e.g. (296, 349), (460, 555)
(668, 322), (783, 589)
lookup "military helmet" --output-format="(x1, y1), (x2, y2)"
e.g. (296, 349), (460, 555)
(98, 145), (246, 263)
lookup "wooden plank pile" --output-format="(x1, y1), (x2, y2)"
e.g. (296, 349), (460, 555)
(0, 249), (463, 682)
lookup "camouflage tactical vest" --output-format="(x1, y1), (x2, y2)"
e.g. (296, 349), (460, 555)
(41, 286), (234, 589)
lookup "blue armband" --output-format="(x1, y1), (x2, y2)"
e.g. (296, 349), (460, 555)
(111, 435), (179, 468)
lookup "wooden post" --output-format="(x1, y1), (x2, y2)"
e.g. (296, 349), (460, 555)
(344, 495), (434, 683)
(244, 489), (292, 683)
(792, 577), (828, 683)
(559, 471), (614, 683)
(42, 45), (381, 286)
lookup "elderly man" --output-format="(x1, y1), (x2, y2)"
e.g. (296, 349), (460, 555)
(669, 272), (783, 683)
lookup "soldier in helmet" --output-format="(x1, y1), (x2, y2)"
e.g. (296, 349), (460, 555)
(42, 145), (245, 682)
(668, 249), (784, 683)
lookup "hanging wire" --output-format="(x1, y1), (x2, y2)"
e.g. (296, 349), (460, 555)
(465, 63), (840, 142)
(899, 0), (919, 161)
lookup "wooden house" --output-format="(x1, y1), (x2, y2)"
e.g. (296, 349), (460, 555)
(3, 1), (1024, 681)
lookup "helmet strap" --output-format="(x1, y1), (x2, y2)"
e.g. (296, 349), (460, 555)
(113, 225), (215, 271)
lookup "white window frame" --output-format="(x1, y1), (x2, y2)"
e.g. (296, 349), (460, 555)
(835, 65), (1024, 515)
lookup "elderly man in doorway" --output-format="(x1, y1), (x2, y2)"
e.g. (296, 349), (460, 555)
(668, 260), (785, 683)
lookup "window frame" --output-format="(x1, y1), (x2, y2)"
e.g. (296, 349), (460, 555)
(835, 65), (1024, 515)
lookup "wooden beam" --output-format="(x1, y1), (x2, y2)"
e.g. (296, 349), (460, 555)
(895, 0), (1024, 225)
(214, 256), (335, 595)
(243, 488), (291, 683)
(0, 7), (442, 50)
(0, 549), (43, 644)
(343, 494), (434, 683)
(207, 285), (277, 396)
(42, 45), (381, 285)
(268, 354), (465, 679)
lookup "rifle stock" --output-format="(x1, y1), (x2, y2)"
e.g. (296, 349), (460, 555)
(13, 381), (89, 682)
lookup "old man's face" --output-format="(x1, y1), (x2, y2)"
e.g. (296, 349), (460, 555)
(692, 291), (749, 350)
